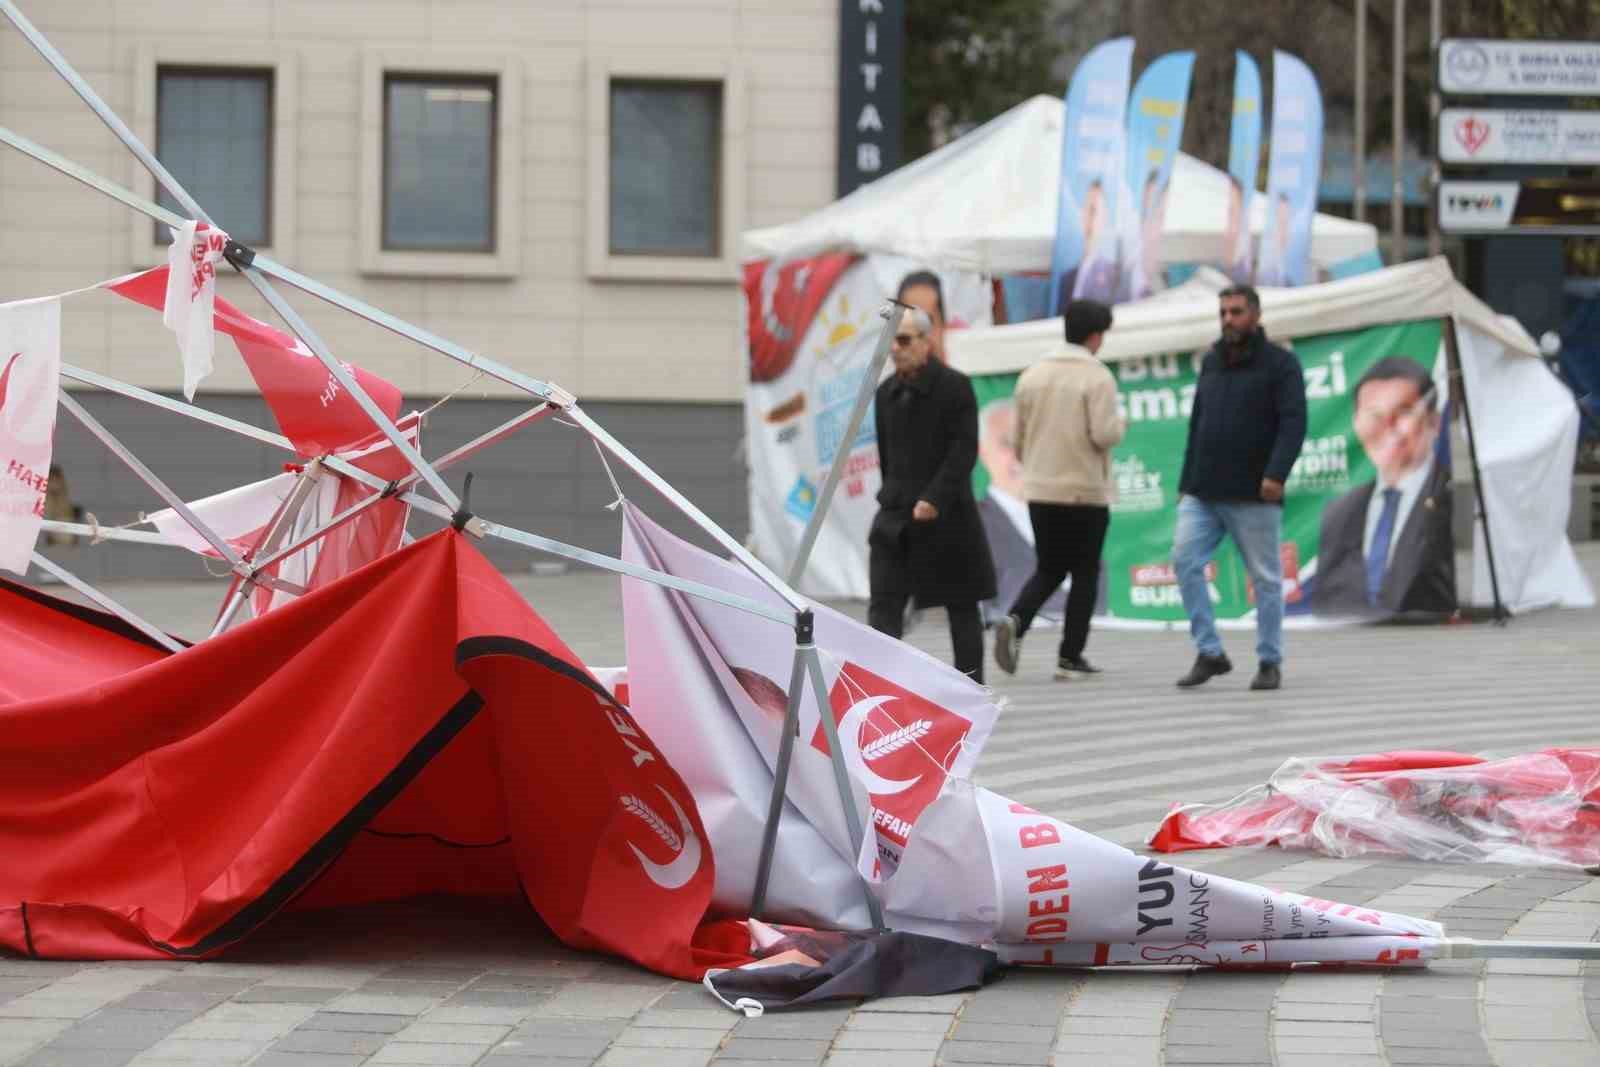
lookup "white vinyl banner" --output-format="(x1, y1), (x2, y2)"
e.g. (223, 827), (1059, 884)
(0, 299), (61, 575)
(163, 220), (229, 400)
(621, 504), (1000, 895)
(865, 777), (1441, 964)
(745, 255), (992, 599)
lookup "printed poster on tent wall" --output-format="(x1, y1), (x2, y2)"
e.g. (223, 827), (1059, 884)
(744, 255), (991, 599)
(971, 318), (1460, 622)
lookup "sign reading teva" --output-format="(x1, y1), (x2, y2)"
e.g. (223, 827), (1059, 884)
(837, 0), (904, 197)
(1439, 108), (1600, 165)
(1437, 181), (1520, 232)
(1439, 39), (1600, 96)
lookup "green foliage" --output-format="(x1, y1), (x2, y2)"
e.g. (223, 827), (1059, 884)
(902, 0), (1067, 162)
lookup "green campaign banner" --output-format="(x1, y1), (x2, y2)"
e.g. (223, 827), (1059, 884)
(972, 318), (1452, 621)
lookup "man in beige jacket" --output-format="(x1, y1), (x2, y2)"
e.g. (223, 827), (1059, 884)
(993, 300), (1126, 680)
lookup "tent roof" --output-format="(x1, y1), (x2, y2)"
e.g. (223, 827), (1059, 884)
(947, 256), (1539, 374)
(741, 95), (1379, 275)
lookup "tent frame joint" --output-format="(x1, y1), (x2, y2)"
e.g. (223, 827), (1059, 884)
(222, 238), (255, 270)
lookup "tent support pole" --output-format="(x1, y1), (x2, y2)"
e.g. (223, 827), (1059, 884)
(803, 638), (885, 930)
(0, 0), (459, 512)
(750, 647), (810, 920)
(751, 616), (886, 931)
(58, 392), (247, 573)
(0, 113), (796, 612)
(27, 551), (184, 653)
(210, 461), (326, 637)
(1443, 317), (1507, 622)
(565, 404), (809, 612)
(786, 302), (898, 586)
(1442, 939), (1600, 961)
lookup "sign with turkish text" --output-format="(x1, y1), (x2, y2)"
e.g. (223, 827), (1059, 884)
(1440, 38), (1600, 96)
(970, 319), (1457, 622)
(837, 0), (904, 196)
(1440, 108), (1600, 165)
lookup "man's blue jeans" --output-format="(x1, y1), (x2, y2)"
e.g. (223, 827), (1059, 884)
(1172, 495), (1284, 665)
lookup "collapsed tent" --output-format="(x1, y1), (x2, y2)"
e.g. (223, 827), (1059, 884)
(1151, 748), (1600, 869)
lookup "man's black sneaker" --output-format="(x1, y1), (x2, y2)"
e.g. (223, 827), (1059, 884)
(993, 614), (1021, 676)
(1176, 653), (1233, 688)
(1054, 655), (1102, 680)
(1250, 662), (1282, 691)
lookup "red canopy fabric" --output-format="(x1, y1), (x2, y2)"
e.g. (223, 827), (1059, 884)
(0, 531), (747, 979)
(107, 267), (403, 457)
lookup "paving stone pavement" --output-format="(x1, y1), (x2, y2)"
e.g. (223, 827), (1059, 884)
(4, 542), (1599, 1066)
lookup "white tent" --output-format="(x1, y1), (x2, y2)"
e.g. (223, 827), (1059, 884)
(741, 95), (1379, 277)
(947, 257), (1595, 615)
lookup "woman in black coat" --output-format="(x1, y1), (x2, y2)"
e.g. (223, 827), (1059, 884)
(867, 307), (997, 682)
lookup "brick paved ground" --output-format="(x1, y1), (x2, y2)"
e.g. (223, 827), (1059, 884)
(3, 542), (1598, 1066)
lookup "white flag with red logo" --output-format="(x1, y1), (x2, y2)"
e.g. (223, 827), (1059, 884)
(162, 221), (229, 400)
(619, 504), (998, 927)
(0, 299), (61, 575)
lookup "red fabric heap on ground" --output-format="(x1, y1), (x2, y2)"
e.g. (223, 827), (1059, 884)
(0, 531), (749, 979)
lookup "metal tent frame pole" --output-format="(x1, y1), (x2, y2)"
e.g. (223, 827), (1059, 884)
(1442, 317), (1508, 622)
(0, 0), (457, 514)
(3, 3), (886, 937)
(27, 551), (184, 653)
(210, 460), (326, 638)
(786, 302), (900, 586)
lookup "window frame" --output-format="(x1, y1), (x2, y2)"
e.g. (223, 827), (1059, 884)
(131, 44), (297, 268)
(606, 77), (724, 260)
(360, 49), (522, 278)
(380, 72), (500, 255)
(586, 54), (744, 283)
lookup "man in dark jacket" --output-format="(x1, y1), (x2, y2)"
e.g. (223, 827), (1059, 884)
(1172, 285), (1307, 691)
(869, 306), (997, 682)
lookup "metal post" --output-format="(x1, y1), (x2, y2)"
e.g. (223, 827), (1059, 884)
(0, 0), (459, 512)
(1354, 0), (1367, 223)
(787, 302), (897, 586)
(1442, 317), (1507, 622)
(1427, 0), (1443, 257)
(0, 122), (800, 614)
(1392, 0), (1406, 265)
(566, 404), (809, 612)
(28, 551), (184, 653)
(210, 460), (325, 637)
(58, 391), (246, 572)
(802, 641), (885, 930)
(750, 647), (810, 919)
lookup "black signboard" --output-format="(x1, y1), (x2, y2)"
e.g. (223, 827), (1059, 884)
(837, 0), (904, 197)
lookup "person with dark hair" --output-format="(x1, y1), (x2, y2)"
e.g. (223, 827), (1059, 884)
(896, 271), (948, 363)
(868, 306), (996, 681)
(1171, 285), (1306, 691)
(1313, 356), (1455, 616)
(993, 300), (1124, 680)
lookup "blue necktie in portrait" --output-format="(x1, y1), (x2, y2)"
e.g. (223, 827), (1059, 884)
(1365, 487), (1401, 607)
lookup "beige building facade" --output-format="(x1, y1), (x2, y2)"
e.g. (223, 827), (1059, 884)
(0, 0), (840, 404)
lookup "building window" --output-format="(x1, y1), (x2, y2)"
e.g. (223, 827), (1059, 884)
(155, 67), (273, 245)
(383, 75), (497, 252)
(608, 80), (722, 258)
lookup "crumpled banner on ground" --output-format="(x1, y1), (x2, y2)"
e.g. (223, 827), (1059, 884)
(702, 919), (1001, 1016)
(1149, 748), (1600, 868)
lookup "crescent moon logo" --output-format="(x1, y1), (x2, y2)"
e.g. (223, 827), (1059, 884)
(838, 695), (921, 796)
(0, 353), (20, 415)
(622, 786), (702, 891)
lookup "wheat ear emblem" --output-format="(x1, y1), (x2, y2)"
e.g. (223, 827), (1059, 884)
(861, 719), (932, 762)
(621, 794), (682, 852)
